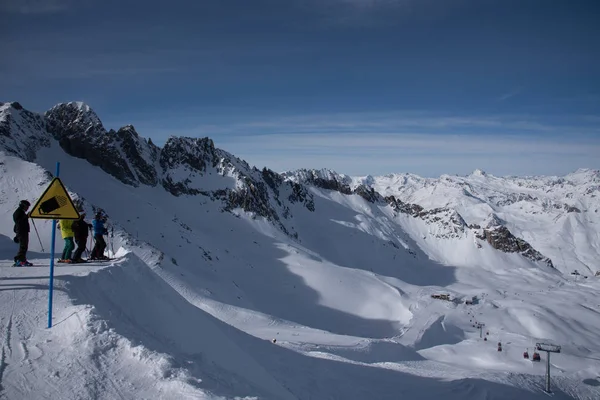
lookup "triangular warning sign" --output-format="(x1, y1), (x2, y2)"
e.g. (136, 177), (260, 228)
(29, 177), (80, 220)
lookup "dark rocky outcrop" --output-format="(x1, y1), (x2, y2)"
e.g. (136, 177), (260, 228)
(45, 103), (159, 187)
(157, 136), (314, 237)
(385, 196), (424, 216)
(354, 185), (383, 203)
(284, 169), (353, 195)
(476, 226), (554, 268)
(564, 204), (581, 213)
(160, 137), (215, 174)
(386, 194), (553, 265)
(116, 125), (159, 186)
(159, 137), (216, 196)
(385, 195), (467, 239)
(45, 103), (142, 186)
(491, 193), (538, 207)
(0, 102), (50, 161)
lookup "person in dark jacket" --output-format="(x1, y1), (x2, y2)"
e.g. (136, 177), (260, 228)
(71, 210), (92, 263)
(13, 200), (32, 266)
(90, 211), (109, 260)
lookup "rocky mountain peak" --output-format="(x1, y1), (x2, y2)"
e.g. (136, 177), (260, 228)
(6, 102), (24, 111)
(476, 226), (554, 268)
(283, 168), (353, 195)
(45, 102), (105, 139)
(161, 137), (216, 167)
(483, 213), (503, 229)
(0, 102), (50, 161)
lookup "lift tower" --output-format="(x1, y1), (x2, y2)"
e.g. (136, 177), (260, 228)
(535, 342), (561, 393)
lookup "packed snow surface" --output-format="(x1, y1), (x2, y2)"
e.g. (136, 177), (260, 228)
(1, 145), (600, 399)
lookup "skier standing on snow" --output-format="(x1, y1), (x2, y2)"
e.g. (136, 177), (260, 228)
(13, 200), (32, 266)
(57, 218), (75, 262)
(71, 210), (92, 263)
(90, 211), (109, 260)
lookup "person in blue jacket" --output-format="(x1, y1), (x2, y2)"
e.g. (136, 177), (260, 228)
(90, 211), (109, 260)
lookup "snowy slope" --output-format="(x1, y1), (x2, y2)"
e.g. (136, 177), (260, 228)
(1, 102), (600, 399)
(346, 169), (600, 275)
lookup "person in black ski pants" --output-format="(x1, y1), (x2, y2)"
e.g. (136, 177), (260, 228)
(90, 212), (108, 260)
(71, 210), (92, 263)
(13, 200), (32, 266)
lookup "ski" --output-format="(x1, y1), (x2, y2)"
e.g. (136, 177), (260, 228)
(1, 258), (118, 267)
(1, 263), (39, 267)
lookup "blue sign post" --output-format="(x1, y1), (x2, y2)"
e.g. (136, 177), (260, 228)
(48, 162), (60, 328)
(28, 161), (81, 328)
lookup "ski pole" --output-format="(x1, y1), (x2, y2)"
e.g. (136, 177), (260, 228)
(110, 226), (115, 257)
(31, 219), (45, 252)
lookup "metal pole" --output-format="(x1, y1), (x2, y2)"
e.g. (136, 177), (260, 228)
(48, 162), (59, 329)
(545, 352), (551, 393)
(31, 219), (45, 252)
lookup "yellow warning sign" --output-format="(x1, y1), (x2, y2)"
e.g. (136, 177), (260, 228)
(29, 178), (80, 220)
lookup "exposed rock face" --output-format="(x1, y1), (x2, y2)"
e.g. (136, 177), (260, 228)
(156, 136), (315, 237)
(284, 169), (353, 195)
(159, 137), (216, 196)
(419, 208), (468, 239)
(45, 102), (156, 186)
(116, 125), (159, 186)
(564, 204), (581, 213)
(45, 102), (105, 139)
(217, 167), (314, 237)
(386, 195), (552, 264)
(385, 196), (424, 216)
(284, 169), (389, 203)
(354, 185), (383, 203)
(386, 196), (467, 239)
(476, 226), (554, 268)
(483, 214), (503, 229)
(491, 193), (538, 207)
(160, 137), (214, 174)
(0, 102), (50, 161)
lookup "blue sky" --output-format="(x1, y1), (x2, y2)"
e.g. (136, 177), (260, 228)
(1, 0), (599, 177)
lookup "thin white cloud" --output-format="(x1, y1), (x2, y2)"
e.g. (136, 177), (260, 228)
(213, 132), (600, 177)
(154, 111), (596, 137)
(105, 110), (600, 177)
(217, 132), (600, 156)
(498, 88), (522, 101)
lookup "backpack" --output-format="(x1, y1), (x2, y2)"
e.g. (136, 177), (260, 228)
(72, 220), (88, 238)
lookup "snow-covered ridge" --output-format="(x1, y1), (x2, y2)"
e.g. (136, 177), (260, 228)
(3, 101), (598, 274)
(286, 167), (598, 274)
(1, 101), (315, 239)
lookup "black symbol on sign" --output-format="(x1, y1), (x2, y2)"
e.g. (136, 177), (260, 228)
(39, 196), (68, 214)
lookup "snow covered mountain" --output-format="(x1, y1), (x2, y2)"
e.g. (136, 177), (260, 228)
(1, 101), (600, 399)
(283, 167), (600, 275)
